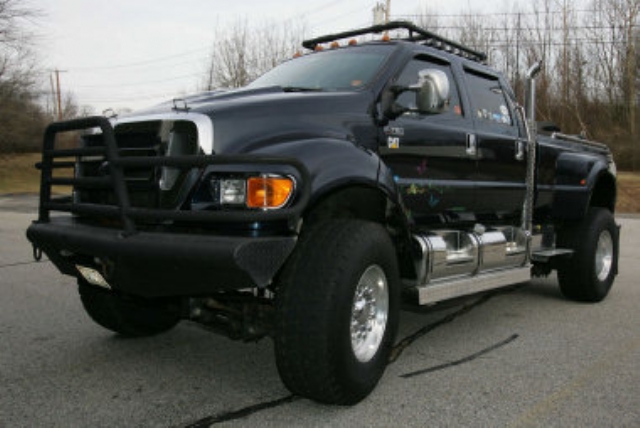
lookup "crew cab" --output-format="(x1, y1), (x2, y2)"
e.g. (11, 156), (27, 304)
(27, 22), (619, 405)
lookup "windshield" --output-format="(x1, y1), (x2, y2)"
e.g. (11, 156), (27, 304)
(248, 45), (392, 92)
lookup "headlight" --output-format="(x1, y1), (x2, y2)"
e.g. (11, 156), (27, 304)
(219, 179), (246, 205)
(199, 174), (295, 210)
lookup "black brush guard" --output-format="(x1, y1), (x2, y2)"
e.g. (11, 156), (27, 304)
(27, 116), (311, 297)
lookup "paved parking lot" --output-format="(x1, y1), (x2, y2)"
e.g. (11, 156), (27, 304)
(1, 195), (639, 427)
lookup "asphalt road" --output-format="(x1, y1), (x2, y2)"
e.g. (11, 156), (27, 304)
(1, 195), (639, 427)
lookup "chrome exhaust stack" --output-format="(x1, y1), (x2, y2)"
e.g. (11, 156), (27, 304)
(521, 61), (543, 244)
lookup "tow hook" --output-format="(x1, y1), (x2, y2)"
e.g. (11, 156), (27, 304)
(32, 245), (42, 262)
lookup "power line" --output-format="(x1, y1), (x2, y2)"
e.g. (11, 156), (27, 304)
(403, 24), (639, 32)
(65, 0), (352, 74)
(395, 9), (602, 19)
(73, 71), (203, 89)
(67, 46), (212, 72)
(57, 3), (638, 110)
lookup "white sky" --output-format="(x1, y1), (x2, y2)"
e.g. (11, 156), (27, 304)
(35, 0), (495, 114)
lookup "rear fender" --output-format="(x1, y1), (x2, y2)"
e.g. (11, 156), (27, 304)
(553, 152), (614, 220)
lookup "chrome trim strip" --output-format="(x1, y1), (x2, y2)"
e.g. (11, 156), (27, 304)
(416, 266), (531, 305)
(111, 112), (215, 154)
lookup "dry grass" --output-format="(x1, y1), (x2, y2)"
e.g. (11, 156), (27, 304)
(0, 153), (42, 194)
(616, 171), (640, 214)
(1, 153), (639, 213)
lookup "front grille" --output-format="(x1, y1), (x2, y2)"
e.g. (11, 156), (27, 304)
(77, 131), (163, 210)
(40, 117), (200, 229)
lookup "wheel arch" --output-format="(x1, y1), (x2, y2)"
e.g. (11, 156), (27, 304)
(251, 137), (416, 282)
(552, 152), (616, 220)
(302, 183), (416, 283)
(589, 170), (616, 213)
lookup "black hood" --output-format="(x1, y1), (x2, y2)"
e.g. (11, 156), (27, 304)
(135, 86), (379, 154)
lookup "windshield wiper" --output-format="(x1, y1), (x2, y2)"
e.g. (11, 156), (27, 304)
(281, 86), (324, 93)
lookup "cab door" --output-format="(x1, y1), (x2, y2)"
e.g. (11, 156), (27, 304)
(462, 68), (527, 225)
(379, 54), (476, 226)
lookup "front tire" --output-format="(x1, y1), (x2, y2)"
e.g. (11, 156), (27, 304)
(79, 280), (181, 337)
(274, 220), (400, 404)
(557, 207), (619, 302)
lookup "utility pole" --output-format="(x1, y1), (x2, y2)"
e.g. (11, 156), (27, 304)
(372, 2), (388, 26)
(515, 13), (521, 101)
(49, 73), (56, 118)
(385, 0), (391, 24)
(372, 0), (391, 36)
(53, 69), (67, 121)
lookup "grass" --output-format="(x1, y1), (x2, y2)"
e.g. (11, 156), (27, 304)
(1, 152), (639, 213)
(0, 153), (42, 195)
(616, 171), (640, 214)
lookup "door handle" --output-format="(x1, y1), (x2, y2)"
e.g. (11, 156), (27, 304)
(515, 140), (525, 161)
(466, 134), (477, 157)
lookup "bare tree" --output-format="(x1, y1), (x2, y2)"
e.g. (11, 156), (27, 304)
(414, 6), (445, 36)
(405, 0), (639, 168)
(0, 0), (40, 87)
(0, 0), (46, 153)
(202, 19), (307, 90)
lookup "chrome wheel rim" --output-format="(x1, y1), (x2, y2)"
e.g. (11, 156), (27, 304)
(595, 230), (614, 282)
(350, 265), (389, 363)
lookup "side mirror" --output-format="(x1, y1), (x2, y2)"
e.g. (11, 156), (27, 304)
(413, 69), (450, 114)
(382, 68), (450, 121)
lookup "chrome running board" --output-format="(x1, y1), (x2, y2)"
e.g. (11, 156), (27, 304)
(414, 267), (531, 305)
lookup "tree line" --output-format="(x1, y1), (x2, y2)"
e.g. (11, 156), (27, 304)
(2, 0), (638, 170)
(0, 0), (48, 153)
(413, 0), (639, 169)
(0, 0), (89, 153)
(202, 1), (638, 169)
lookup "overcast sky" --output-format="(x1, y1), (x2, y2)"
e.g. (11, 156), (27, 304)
(36, 0), (499, 114)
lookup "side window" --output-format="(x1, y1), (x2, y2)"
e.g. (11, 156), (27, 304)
(395, 55), (463, 118)
(464, 70), (513, 127)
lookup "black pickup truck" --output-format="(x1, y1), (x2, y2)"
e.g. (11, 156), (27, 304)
(27, 22), (619, 404)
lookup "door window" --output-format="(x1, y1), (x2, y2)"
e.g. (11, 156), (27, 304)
(395, 55), (463, 118)
(464, 70), (514, 128)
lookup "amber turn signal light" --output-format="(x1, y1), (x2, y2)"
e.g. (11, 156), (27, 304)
(247, 176), (294, 209)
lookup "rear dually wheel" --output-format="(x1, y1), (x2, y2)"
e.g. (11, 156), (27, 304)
(557, 207), (619, 302)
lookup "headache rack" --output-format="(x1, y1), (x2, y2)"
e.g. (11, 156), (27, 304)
(302, 21), (487, 63)
(36, 116), (310, 235)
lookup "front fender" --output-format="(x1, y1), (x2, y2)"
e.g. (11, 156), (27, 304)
(250, 138), (397, 206)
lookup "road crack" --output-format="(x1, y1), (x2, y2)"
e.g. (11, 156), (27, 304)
(400, 334), (519, 378)
(181, 394), (300, 427)
(0, 260), (49, 269)
(389, 285), (522, 364)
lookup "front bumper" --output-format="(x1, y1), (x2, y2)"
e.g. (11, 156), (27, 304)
(28, 116), (310, 298)
(27, 217), (297, 298)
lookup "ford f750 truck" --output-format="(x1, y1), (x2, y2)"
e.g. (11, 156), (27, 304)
(27, 22), (619, 404)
